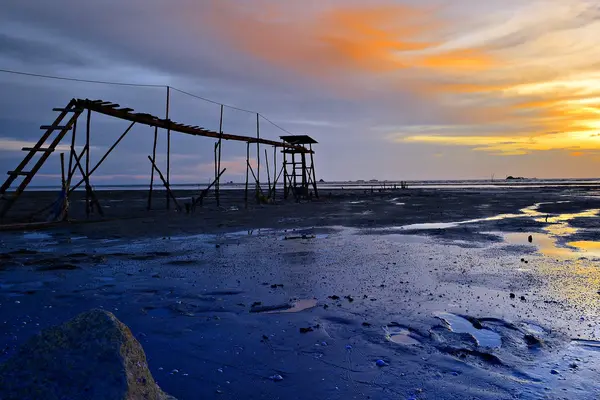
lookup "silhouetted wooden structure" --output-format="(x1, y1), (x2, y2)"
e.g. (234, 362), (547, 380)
(0, 98), (317, 221)
(281, 135), (319, 200)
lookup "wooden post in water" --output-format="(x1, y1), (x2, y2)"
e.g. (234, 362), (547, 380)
(165, 85), (171, 209)
(147, 126), (158, 210)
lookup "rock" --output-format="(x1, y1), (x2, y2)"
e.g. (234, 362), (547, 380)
(524, 334), (542, 347)
(528, 235), (533, 243)
(509, 293), (516, 299)
(299, 327), (314, 334)
(328, 295), (340, 300)
(375, 359), (387, 367)
(550, 369), (560, 375)
(0, 309), (175, 400)
(269, 374), (284, 381)
(520, 295), (526, 301)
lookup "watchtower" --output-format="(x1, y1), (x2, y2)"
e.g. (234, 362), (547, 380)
(281, 135), (318, 200)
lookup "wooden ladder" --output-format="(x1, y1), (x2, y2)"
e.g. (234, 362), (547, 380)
(0, 100), (82, 218)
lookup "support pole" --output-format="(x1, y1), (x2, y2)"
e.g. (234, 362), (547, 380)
(148, 126), (158, 210)
(216, 104), (223, 207)
(256, 113), (260, 203)
(166, 85), (171, 209)
(66, 118), (77, 190)
(69, 121), (136, 192)
(310, 143), (319, 198)
(72, 149), (103, 216)
(283, 151), (288, 199)
(272, 146), (277, 200)
(265, 149), (271, 200)
(301, 152), (307, 197)
(148, 155), (181, 212)
(192, 168), (227, 210)
(85, 109), (91, 217)
(245, 142), (249, 209)
(60, 153), (65, 190)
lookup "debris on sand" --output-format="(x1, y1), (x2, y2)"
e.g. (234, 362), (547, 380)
(36, 263), (80, 271)
(269, 374), (284, 381)
(250, 303), (291, 313)
(376, 359), (388, 367)
(0, 309), (175, 400)
(524, 334), (543, 347)
(344, 295), (354, 303)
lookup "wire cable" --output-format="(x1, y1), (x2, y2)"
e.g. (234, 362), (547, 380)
(0, 67), (299, 136)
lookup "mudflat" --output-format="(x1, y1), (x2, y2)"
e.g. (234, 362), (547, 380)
(1, 186), (600, 399)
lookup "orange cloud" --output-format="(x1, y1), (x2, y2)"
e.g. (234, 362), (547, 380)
(202, 2), (496, 76)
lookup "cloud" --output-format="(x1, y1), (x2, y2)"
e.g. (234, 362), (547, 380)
(0, 137), (92, 153)
(202, 1), (497, 79)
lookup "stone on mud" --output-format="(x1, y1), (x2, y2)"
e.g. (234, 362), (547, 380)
(0, 309), (175, 400)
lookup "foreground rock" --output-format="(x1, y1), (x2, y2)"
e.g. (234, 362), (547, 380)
(0, 309), (175, 400)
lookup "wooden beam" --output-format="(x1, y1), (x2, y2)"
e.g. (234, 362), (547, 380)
(75, 99), (312, 153)
(147, 155), (181, 212)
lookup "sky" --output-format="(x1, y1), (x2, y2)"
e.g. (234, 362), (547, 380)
(2, 0), (600, 185)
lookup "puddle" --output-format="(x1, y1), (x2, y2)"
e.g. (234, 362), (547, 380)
(435, 312), (502, 348)
(23, 232), (53, 240)
(384, 326), (421, 345)
(95, 276), (115, 282)
(144, 306), (172, 318)
(400, 222), (458, 230)
(259, 299), (318, 314)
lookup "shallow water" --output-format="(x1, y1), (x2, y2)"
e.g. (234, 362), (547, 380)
(435, 312), (502, 348)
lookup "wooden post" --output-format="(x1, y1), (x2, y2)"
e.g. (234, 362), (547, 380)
(216, 104), (223, 207)
(214, 142), (218, 205)
(85, 109), (91, 217)
(166, 85), (171, 209)
(148, 126), (158, 210)
(148, 155), (181, 212)
(68, 121), (136, 193)
(283, 151), (288, 199)
(256, 113), (260, 202)
(66, 118), (77, 190)
(301, 152), (307, 197)
(60, 153), (65, 190)
(192, 168), (227, 209)
(310, 143), (319, 198)
(272, 146), (276, 200)
(265, 148), (271, 199)
(245, 142), (249, 209)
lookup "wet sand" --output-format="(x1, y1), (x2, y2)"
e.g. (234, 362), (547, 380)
(1, 186), (600, 399)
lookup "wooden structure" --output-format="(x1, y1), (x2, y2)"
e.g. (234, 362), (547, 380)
(0, 98), (317, 221)
(281, 135), (319, 200)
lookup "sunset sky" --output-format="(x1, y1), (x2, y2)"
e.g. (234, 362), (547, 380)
(2, 0), (600, 184)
